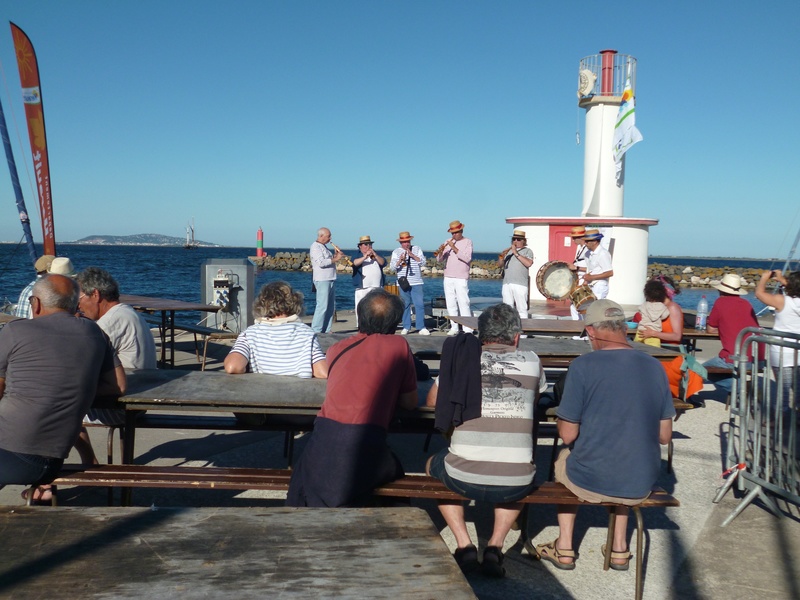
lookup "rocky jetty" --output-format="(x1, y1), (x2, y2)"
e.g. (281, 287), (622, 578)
(249, 253), (767, 289)
(648, 263), (767, 291)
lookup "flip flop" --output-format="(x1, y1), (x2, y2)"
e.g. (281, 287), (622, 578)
(601, 544), (631, 571)
(535, 538), (576, 570)
(21, 485), (53, 506)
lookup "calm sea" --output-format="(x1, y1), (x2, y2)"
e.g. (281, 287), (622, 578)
(0, 244), (780, 324)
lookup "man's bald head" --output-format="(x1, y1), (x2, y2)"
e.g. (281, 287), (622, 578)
(31, 274), (80, 316)
(358, 289), (403, 334)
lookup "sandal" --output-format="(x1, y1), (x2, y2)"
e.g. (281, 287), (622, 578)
(601, 544), (631, 571)
(453, 544), (479, 574)
(21, 485), (53, 506)
(535, 538), (576, 570)
(481, 546), (505, 578)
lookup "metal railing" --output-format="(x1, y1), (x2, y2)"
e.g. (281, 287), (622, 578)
(578, 52), (637, 98)
(715, 327), (800, 526)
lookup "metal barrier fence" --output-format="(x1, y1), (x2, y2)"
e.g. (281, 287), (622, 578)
(715, 327), (800, 526)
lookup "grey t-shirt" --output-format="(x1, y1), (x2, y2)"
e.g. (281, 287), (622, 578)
(0, 312), (119, 458)
(502, 247), (534, 286)
(557, 349), (675, 498)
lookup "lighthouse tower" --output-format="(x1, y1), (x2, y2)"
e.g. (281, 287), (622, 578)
(506, 50), (655, 309)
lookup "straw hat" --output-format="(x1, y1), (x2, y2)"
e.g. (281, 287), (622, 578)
(511, 229), (527, 240)
(583, 229), (603, 241)
(397, 231), (414, 242)
(358, 235), (374, 245)
(48, 257), (76, 278)
(570, 226), (586, 238)
(584, 299), (626, 327)
(712, 273), (748, 296)
(34, 254), (56, 273)
(447, 220), (465, 233)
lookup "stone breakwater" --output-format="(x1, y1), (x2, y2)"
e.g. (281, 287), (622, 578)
(250, 252), (506, 278)
(250, 254), (767, 289)
(648, 263), (767, 290)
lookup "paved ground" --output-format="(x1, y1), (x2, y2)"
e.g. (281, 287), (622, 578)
(2, 308), (799, 599)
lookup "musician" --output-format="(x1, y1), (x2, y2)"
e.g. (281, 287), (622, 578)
(568, 226), (589, 319)
(437, 220), (473, 335)
(310, 227), (343, 333)
(390, 232), (429, 335)
(497, 229), (534, 319)
(352, 235), (386, 323)
(583, 229), (613, 300)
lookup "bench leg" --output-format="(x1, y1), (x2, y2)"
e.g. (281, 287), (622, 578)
(633, 506), (644, 600)
(667, 439), (674, 474)
(201, 337), (211, 371)
(603, 508), (616, 571)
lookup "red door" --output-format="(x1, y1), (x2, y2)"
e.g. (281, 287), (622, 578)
(548, 225), (580, 264)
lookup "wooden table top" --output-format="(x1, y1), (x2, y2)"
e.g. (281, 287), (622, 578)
(120, 294), (221, 313)
(120, 369), (327, 409)
(0, 506), (474, 599)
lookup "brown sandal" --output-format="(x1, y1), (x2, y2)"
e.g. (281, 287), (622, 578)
(601, 544), (631, 571)
(535, 538), (576, 570)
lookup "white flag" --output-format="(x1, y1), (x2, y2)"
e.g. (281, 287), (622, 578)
(613, 75), (642, 180)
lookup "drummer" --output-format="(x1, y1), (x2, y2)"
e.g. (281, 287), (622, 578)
(498, 229), (534, 319)
(568, 226), (589, 320)
(582, 229), (613, 300)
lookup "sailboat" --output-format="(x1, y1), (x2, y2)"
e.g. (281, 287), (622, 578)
(184, 218), (198, 249)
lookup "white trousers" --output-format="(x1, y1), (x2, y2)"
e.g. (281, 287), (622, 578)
(444, 277), (472, 332)
(354, 286), (379, 325)
(502, 283), (528, 320)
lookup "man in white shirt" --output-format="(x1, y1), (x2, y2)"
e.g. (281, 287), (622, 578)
(352, 235), (386, 323)
(310, 227), (343, 333)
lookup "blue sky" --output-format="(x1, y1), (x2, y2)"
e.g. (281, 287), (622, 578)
(0, 1), (797, 257)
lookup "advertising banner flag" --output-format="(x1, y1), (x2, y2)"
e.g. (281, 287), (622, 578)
(11, 22), (56, 256)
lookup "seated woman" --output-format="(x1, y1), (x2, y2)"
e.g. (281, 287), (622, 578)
(224, 281), (327, 424)
(638, 275), (684, 346)
(756, 270), (800, 414)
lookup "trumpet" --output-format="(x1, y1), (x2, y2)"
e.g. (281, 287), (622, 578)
(397, 252), (409, 269)
(498, 246), (512, 261)
(331, 243), (353, 267)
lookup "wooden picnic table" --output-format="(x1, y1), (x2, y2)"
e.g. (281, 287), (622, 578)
(120, 294), (221, 368)
(319, 331), (680, 367)
(0, 506), (474, 599)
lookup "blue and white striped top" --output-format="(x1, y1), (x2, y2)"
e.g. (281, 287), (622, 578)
(229, 320), (325, 377)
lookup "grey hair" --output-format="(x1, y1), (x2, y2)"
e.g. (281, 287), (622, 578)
(76, 267), (120, 302)
(33, 274), (79, 313)
(589, 320), (628, 335)
(358, 288), (404, 334)
(478, 303), (521, 345)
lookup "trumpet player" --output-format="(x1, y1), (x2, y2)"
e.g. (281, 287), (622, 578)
(310, 227), (343, 333)
(498, 229), (534, 319)
(391, 231), (429, 335)
(352, 235), (386, 324)
(437, 220), (473, 335)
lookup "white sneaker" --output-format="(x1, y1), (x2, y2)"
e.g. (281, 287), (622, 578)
(400, 329), (409, 335)
(418, 328), (431, 336)
(447, 329), (460, 336)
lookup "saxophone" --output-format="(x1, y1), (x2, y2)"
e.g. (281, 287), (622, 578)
(331, 243), (353, 267)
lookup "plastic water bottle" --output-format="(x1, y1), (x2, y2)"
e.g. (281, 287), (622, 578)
(695, 295), (708, 332)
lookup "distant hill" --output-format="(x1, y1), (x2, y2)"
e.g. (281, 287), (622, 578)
(69, 233), (221, 247)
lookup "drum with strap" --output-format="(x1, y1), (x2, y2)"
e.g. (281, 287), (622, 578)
(536, 261), (577, 301)
(569, 284), (596, 313)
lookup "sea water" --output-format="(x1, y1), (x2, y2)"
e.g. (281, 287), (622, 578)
(0, 243), (776, 324)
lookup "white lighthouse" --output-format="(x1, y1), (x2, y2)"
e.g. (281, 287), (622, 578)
(508, 49), (655, 310)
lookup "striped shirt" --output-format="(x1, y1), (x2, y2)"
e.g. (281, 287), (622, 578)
(445, 345), (547, 487)
(229, 320), (325, 377)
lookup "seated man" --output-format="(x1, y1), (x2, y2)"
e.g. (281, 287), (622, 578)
(286, 289), (417, 507)
(0, 274), (125, 502)
(74, 267), (158, 463)
(535, 300), (674, 571)
(705, 273), (764, 391)
(425, 303), (547, 577)
(13, 255), (55, 318)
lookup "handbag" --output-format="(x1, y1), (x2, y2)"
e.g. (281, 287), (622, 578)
(397, 254), (412, 292)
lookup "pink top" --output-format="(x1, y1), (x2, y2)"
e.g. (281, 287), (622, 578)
(440, 237), (473, 279)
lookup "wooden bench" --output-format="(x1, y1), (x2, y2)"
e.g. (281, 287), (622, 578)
(44, 465), (677, 600)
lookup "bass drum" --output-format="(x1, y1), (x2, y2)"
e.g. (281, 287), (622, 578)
(536, 261), (577, 301)
(569, 284), (596, 313)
